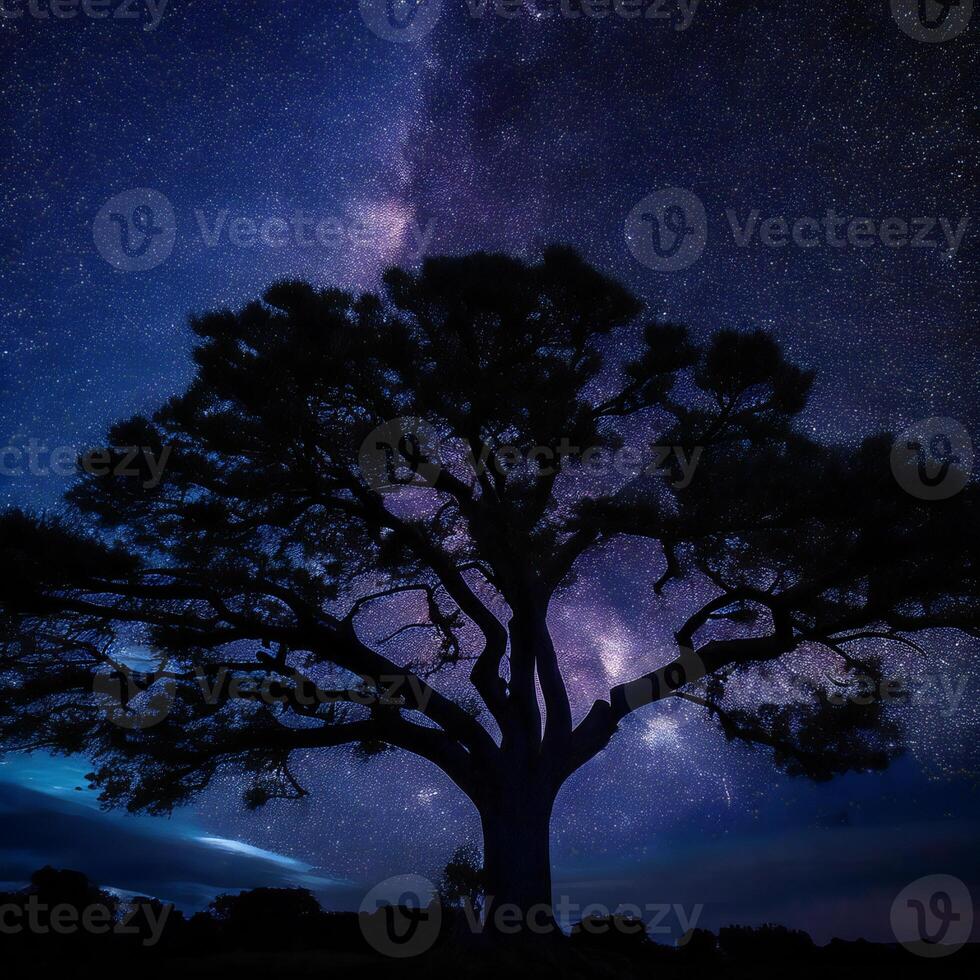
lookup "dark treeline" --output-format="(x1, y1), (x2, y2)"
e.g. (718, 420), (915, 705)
(0, 867), (974, 979)
(0, 866), (367, 960)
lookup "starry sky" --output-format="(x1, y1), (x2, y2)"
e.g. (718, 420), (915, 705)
(0, 0), (978, 945)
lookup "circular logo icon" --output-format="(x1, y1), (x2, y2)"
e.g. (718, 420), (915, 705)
(891, 874), (973, 957)
(625, 188), (707, 272)
(359, 0), (443, 43)
(359, 874), (441, 958)
(358, 417), (443, 494)
(622, 646), (706, 713)
(93, 189), (176, 271)
(92, 669), (175, 729)
(890, 417), (973, 500)
(891, 0), (973, 42)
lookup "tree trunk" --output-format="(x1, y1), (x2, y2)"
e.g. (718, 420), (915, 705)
(478, 784), (557, 940)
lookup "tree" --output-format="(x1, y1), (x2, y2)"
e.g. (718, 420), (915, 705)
(0, 867), (119, 960)
(437, 842), (487, 916)
(0, 248), (977, 937)
(570, 914), (657, 955)
(207, 886), (322, 950)
(718, 923), (815, 962)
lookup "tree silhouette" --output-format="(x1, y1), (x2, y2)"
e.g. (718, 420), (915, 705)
(0, 248), (977, 933)
(718, 923), (815, 962)
(207, 886), (322, 951)
(0, 867), (119, 960)
(437, 842), (487, 916)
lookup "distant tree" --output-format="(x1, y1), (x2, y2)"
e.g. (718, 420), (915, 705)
(0, 248), (977, 934)
(436, 843), (487, 916)
(719, 923), (815, 961)
(677, 926), (717, 960)
(208, 886), (322, 950)
(570, 914), (654, 954)
(27, 866), (115, 912)
(183, 909), (222, 955)
(116, 896), (185, 953)
(0, 867), (118, 959)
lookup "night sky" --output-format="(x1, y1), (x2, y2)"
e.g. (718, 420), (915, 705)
(1, 0), (978, 945)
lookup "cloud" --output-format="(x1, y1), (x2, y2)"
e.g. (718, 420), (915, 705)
(0, 778), (360, 911)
